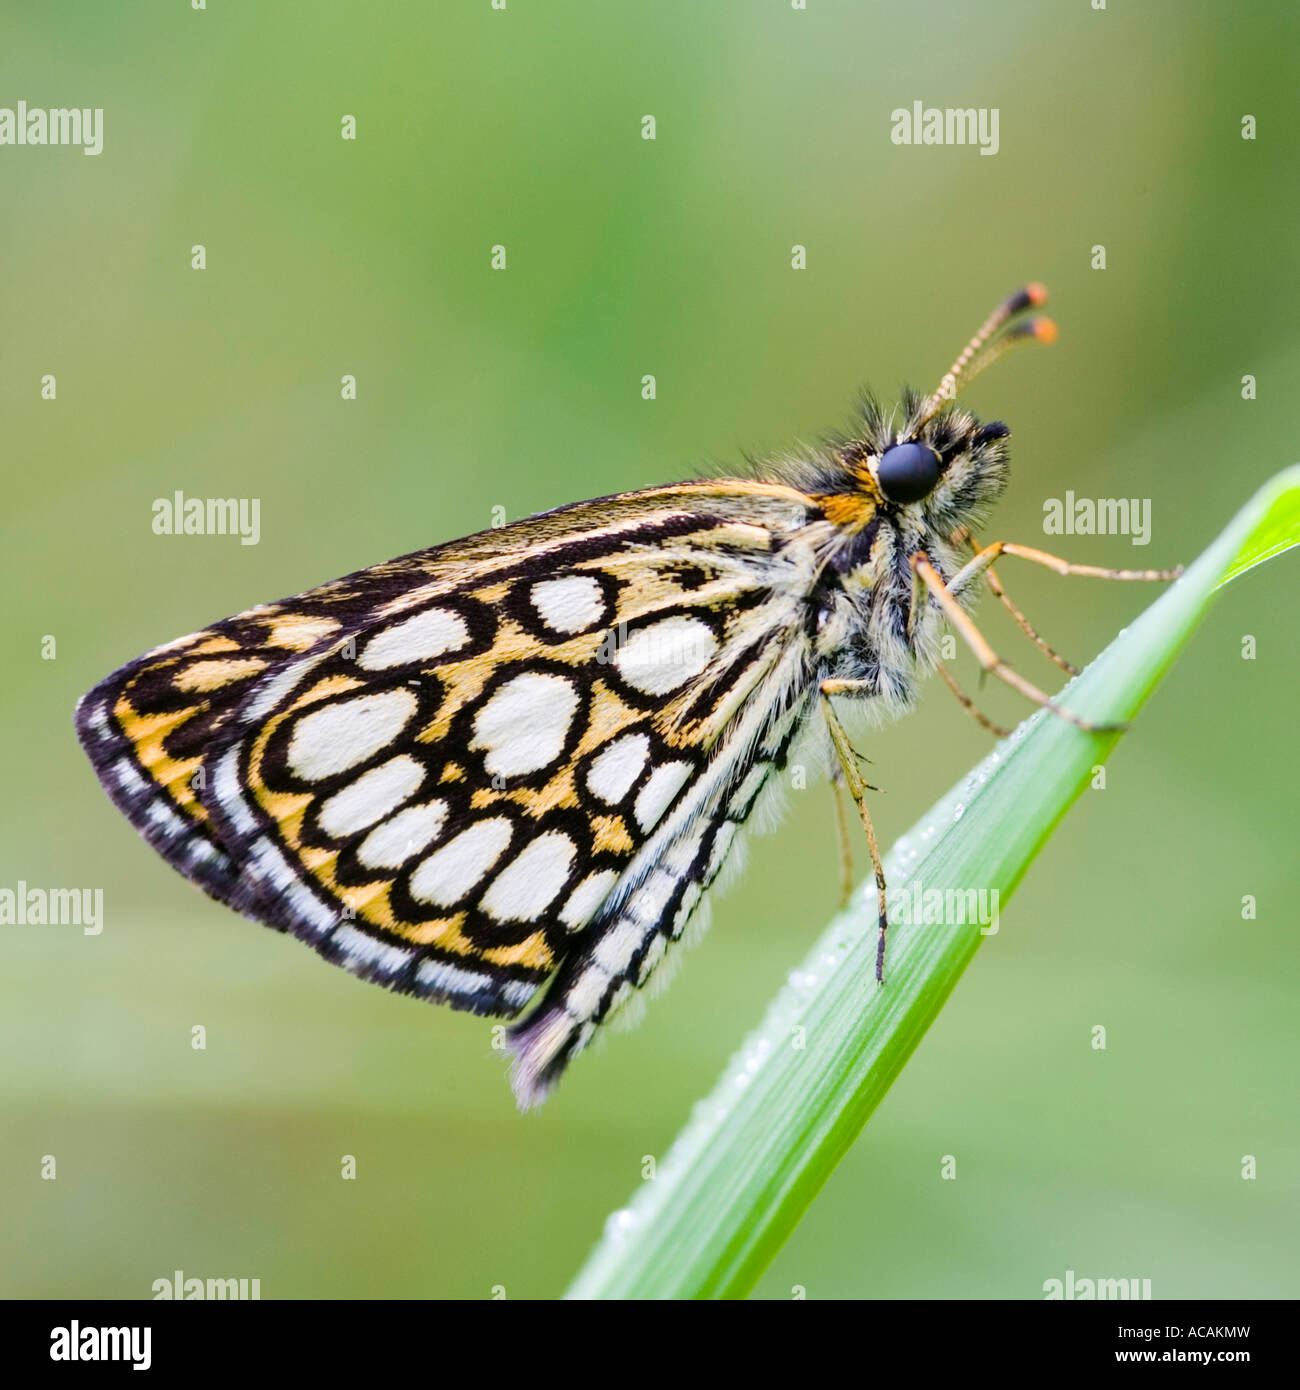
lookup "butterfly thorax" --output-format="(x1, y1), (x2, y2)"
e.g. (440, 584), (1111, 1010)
(757, 390), (1014, 713)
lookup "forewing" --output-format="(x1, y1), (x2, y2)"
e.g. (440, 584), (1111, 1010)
(77, 483), (825, 1034)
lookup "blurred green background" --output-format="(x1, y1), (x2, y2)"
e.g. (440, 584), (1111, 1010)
(2, 1), (1297, 1299)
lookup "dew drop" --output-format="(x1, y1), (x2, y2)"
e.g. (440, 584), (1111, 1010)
(604, 1208), (638, 1242)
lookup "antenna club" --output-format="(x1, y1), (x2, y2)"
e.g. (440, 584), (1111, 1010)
(914, 285), (1058, 430)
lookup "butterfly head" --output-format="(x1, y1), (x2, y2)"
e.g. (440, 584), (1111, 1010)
(849, 284), (1055, 535)
(796, 286), (1055, 548)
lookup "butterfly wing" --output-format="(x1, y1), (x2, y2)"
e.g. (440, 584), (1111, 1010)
(76, 481), (829, 1099)
(74, 546), (469, 929)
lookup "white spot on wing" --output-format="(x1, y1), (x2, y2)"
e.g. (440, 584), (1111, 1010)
(585, 733), (650, 804)
(637, 932), (667, 983)
(111, 757), (147, 795)
(481, 831), (576, 922)
(243, 654), (326, 722)
(626, 870), (676, 927)
(146, 799), (188, 835)
(559, 869), (620, 930)
(529, 575), (607, 634)
(613, 615), (717, 695)
(592, 919), (646, 976)
(501, 979), (539, 1010)
(470, 672), (578, 777)
(728, 763), (770, 817)
(409, 817), (513, 906)
(673, 881), (703, 936)
(213, 746), (257, 836)
(287, 688), (418, 783)
(566, 965), (610, 1021)
(416, 957), (495, 1000)
(245, 836), (337, 936)
(357, 799), (449, 869)
(332, 924), (412, 975)
(317, 755), (425, 838)
(633, 760), (693, 831)
(360, 607), (469, 669)
(707, 822), (738, 880)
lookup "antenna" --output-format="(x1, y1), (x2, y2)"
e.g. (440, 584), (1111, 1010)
(914, 284), (1056, 429)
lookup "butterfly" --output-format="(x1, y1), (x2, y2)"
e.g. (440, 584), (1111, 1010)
(75, 286), (1178, 1107)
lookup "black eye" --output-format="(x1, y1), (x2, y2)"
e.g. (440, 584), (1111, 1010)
(877, 441), (940, 504)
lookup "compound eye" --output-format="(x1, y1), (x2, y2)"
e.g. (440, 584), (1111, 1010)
(877, 440), (940, 504)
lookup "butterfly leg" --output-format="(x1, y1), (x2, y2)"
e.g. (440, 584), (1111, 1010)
(830, 767), (855, 908)
(949, 527), (1077, 673)
(952, 540), (1183, 588)
(955, 541), (1180, 673)
(948, 530), (1077, 674)
(936, 660), (1012, 738)
(911, 553), (1124, 734)
(818, 689), (889, 982)
(951, 532), (1180, 676)
(980, 562), (1077, 673)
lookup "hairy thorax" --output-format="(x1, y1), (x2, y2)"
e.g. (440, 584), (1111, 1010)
(812, 514), (969, 719)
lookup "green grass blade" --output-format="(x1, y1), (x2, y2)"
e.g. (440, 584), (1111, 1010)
(566, 465), (1300, 1301)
